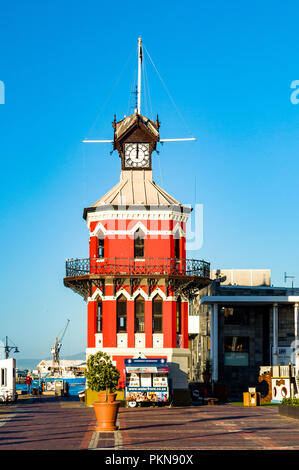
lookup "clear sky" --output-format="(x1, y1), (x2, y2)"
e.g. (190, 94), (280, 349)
(1, 0), (299, 361)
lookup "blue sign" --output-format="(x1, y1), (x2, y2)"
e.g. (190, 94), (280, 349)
(125, 358), (167, 366)
(127, 387), (168, 392)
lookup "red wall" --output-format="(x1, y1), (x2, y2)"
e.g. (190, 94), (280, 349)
(102, 300), (117, 347)
(87, 217), (189, 355)
(87, 301), (97, 348)
(89, 219), (186, 260)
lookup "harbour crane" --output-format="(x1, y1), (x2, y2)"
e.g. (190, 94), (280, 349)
(51, 319), (70, 365)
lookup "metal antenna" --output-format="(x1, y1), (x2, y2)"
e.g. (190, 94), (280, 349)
(284, 272), (295, 288)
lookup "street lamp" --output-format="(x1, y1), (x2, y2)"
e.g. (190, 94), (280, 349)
(1, 336), (20, 359)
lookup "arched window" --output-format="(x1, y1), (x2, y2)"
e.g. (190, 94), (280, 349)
(152, 295), (163, 333)
(176, 296), (181, 334)
(97, 300), (103, 332)
(174, 230), (180, 259)
(135, 295), (145, 333)
(117, 295), (127, 332)
(98, 232), (105, 258)
(134, 228), (144, 258)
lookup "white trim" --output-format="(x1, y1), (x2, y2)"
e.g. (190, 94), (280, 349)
(150, 287), (167, 301)
(200, 295), (299, 305)
(90, 220), (186, 238)
(272, 303), (278, 366)
(117, 333), (128, 348)
(90, 288), (104, 301)
(115, 288), (131, 300)
(88, 295), (177, 302)
(132, 288), (148, 300)
(212, 304), (218, 382)
(86, 346), (191, 358)
(86, 210), (189, 229)
(173, 224), (185, 238)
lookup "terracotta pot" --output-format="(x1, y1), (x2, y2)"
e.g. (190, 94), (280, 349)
(93, 400), (120, 431)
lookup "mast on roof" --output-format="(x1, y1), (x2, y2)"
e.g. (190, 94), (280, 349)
(137, 37), (142, 114)
(82, 37), (196, 145)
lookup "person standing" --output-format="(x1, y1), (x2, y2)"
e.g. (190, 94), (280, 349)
(25, 373), (32, 395)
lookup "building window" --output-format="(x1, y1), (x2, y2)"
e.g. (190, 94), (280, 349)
(176, 296), (181, 334)
(152, 295), (163, 333)
(98, 235), (104, 258)
(97, 300), (102, 332)
(117, 295), (127, 332)
(134, 229), (144, 258)
(222, 306), (249, 325)
(135, 295), (145, 333)
(174, 238), (180, 259)
(224, 336), (249, 366)
(0, 369), (7, 387)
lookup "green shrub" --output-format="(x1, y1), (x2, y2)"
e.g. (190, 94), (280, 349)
(281, 397), (299, 407)
(85, 351), (120, 401)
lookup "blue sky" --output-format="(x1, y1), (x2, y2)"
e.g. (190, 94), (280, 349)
(1, 0), (299, 361)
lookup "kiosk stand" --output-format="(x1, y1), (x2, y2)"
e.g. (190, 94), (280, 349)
(124, 358), (170, 408)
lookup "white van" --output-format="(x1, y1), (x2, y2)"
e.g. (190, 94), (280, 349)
(0, 358), (17, 403)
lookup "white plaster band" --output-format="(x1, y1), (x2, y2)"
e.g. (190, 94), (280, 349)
(90, 220), (186, 238)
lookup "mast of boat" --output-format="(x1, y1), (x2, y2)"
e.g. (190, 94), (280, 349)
(82, 37), (196, 144)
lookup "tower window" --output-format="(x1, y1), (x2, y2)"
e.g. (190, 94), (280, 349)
(174, 238), (180, 259)
(117, 295), (127, 332)
(134, 229), (144, 258)
(97, 300), (103, 332)
(135, 295), (145, 333)
(152, 295), (163, 333)
(176, 296), (181, 334)
(98, 236), (104, 258)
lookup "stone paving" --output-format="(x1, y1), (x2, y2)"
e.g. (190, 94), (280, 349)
(1, 396), (299, 450)
(111, 405), (299, 450)
(0, 396), (94, 450)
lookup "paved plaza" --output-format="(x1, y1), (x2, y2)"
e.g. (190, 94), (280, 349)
(1, 396), (299, 451)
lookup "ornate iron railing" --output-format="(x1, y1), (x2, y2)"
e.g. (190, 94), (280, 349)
(65, 257), (210, 278)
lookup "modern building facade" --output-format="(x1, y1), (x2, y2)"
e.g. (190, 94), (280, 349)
(189, 269), (299, 399)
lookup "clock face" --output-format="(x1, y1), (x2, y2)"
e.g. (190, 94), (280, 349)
(124, 143), (150, 168)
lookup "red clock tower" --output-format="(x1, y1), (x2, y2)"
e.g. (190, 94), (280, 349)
(64, 40), (210, 403)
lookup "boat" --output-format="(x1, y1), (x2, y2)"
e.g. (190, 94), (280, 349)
(36, 359), (86, 396)
(16, 359), (86, 396)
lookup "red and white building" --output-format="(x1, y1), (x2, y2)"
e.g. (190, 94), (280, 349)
(64, 111), (210, 398)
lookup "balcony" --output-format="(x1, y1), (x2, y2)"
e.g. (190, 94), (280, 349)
(64, 257), (211, 300)
(65, 257), (210, 278)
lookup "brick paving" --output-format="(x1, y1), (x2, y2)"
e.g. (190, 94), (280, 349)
(92, 404), (299, 450)
(2, 396), (299, 450)
(0, 395), (94, 450)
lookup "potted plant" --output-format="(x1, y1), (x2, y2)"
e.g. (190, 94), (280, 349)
(85, 351), (121, 431)
(203, 358), (212, 383)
